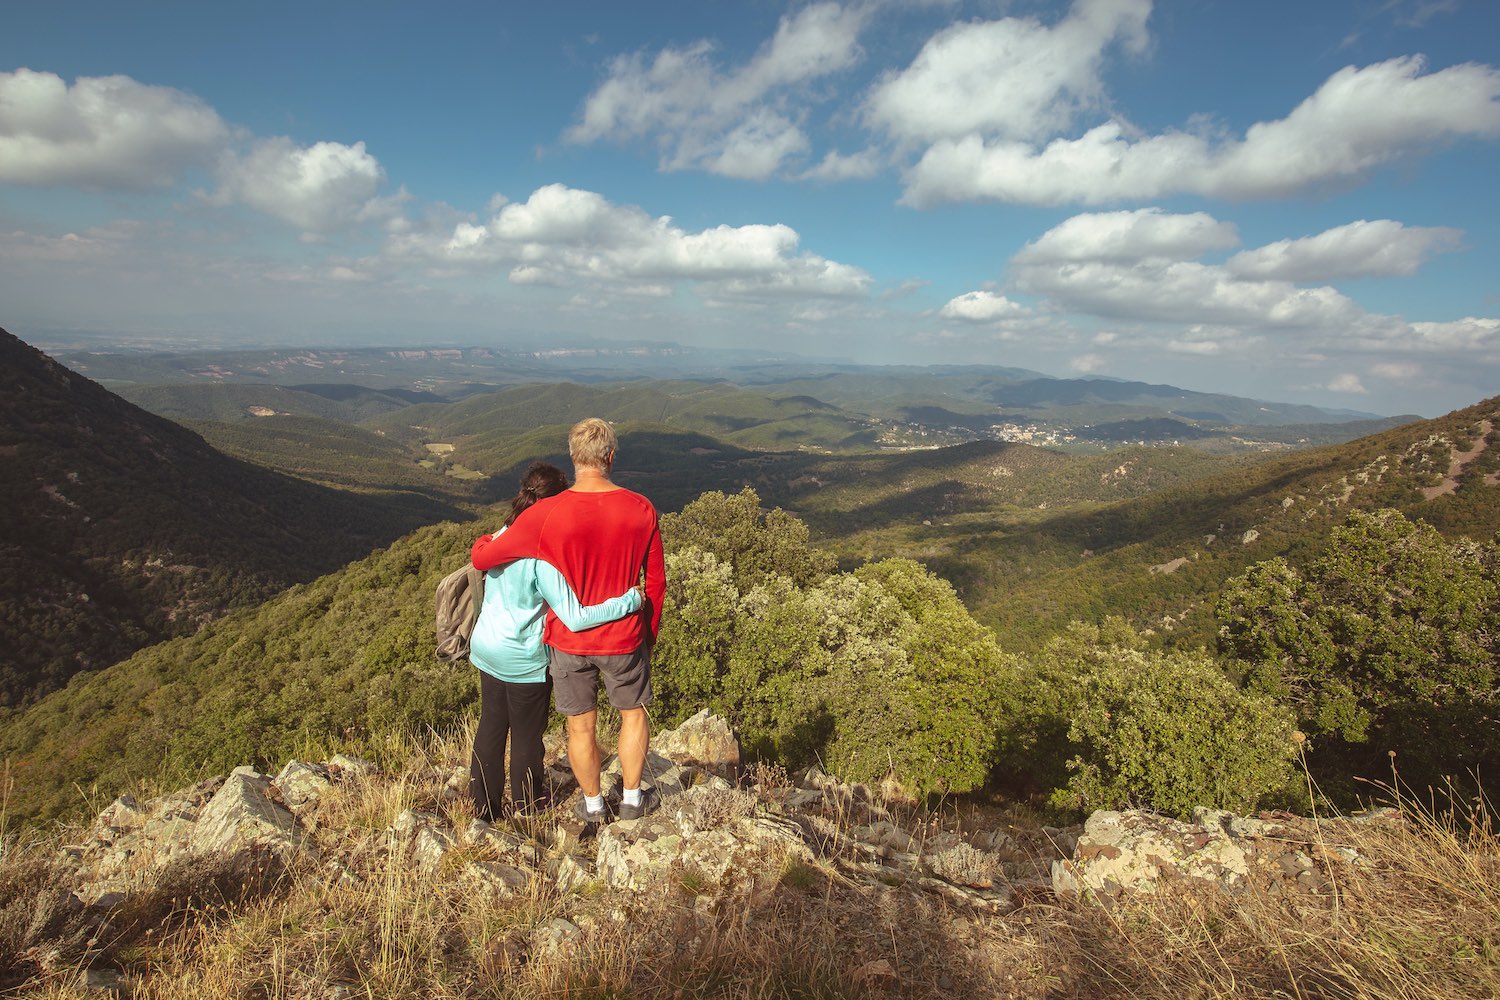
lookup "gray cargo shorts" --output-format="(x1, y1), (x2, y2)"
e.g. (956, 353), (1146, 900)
(549, 647), (652, 717)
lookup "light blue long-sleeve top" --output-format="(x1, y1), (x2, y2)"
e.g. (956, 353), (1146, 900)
(469, 526), (643, 684)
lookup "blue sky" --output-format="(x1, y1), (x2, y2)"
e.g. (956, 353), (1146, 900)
(3, 0), (1498, 417)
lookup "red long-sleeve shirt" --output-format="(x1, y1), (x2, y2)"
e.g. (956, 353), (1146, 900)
(471, 487), (666, 655)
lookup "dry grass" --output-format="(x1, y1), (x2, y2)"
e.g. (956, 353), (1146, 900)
(3, 727), (1496, 999)
(1030, 791), (1500, 999)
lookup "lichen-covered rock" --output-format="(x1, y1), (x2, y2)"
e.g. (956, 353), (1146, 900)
(532, 917), (581, 962)
(1054, 807), (1382, 902)
(650, 709), (742, 780)
(462, 860), (531, 899)
(554, 853), (595, 894)
(594, 784), (810, 892)
(94, 795), (146, 838)
(191, 767), (312, 859)
(274, 760), (333, 811)
(387, 809), (454, 875)
(328, 753), (377, 780)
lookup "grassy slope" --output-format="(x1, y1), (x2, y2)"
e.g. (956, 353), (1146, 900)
(189, 415), (486, 502)
(0, 521), (480, 827)
(115, 383), (412, 424)
(902, 400), (1500, 651)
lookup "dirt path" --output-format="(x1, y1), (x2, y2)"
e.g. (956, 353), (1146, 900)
(1422, 419), (1494, 499)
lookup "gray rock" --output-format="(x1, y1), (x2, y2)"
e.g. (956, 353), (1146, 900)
(554, 854), (595, 894)
(94, 795), (145, 838)
(328, 753), (377, 780)
(1054, 809), (1249, 900)
(387, 810), (454, 875)
(274, 760), (333, 810)
(594, 786), (810, 892)
(190, 769), (311, 859)
(532, 917), (581, 961)
(650, 709), (742, 780)
(462, 861), (531, 899)
(464, 819), (543, 867)
(77, 967), (129, 995)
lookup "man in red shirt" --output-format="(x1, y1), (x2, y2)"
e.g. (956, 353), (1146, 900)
(471, 418), (667, 822)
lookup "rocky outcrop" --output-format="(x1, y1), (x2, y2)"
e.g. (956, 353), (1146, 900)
(45, 708), (1406, 996)
(1052, 805), (1396, 903)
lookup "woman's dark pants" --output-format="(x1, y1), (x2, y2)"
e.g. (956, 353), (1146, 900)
(470, 672), (553, 820)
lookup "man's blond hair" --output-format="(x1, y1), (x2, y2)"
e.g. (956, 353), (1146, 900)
(569, 417), (617, 470)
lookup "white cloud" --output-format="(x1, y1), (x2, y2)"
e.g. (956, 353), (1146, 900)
(1019, 256), (1366, 327)
(1226, 220), (1463, 281)
(1408, 317), (1500, 350)
(1070, 352), (1107, 373)
(690, 108), (809, 180)
(1014, 208), (1238, 264)
(998, 208), (1500, 391)
(388, 183), (871, 299)
(1166, 336), (1224, 356)
(566, 1), (866, 180)
(1002, 209), (1494, 361)
(939, 290), (1029, 321)
(1387, 0), (1460, 29)
(0, 227), (120, 262)
(214, 137), (391, 234)
(802, 147), (883, 181)
(1012, 211), (1364, 328)
(0, 69), (227, 188)
(902, 56), (1500, 206)
(865, 0), (1150, 145)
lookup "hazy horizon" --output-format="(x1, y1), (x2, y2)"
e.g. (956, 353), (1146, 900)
(4, 1), (1498, 418)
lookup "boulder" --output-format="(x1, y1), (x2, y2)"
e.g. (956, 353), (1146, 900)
(649, 709), (742, 781)
(594, 784), (811, 892)
(274, 760), (334, 811)
(190, 767), (312, 860)
(1054, 807), (1381, 902)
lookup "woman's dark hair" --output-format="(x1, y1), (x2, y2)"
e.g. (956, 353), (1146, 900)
(506, 461), (569, 526)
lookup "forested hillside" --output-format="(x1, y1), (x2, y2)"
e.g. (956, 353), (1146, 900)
(0, 519), (478, 826)
(911, 397), (1500, 650)
(0, 330), (473, 706)
(189, 415), (486, 502)
(113, 382), (444, 424)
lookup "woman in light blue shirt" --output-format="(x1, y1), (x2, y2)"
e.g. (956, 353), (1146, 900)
(469, 462), (641, 820)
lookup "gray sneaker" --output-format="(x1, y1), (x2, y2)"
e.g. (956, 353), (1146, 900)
(573, 796), (612, 824)
(615, 787), (659, 821)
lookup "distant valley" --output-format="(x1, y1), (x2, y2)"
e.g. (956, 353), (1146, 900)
(5, 329), (1497, 827)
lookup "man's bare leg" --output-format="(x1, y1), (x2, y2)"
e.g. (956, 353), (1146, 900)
(566, 709), (601, 797)
(617, 706), (649, 791)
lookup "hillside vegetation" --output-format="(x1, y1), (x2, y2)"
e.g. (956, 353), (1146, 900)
(872, 398), (1500, 652)
(0, 330), (472, 708)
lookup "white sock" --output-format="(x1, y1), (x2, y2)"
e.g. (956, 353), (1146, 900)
(622, 786), (642, 807)
(585, 793), (604, 813)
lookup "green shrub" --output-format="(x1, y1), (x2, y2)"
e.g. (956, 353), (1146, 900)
(1058, 633), (1300, 818)
(661, 487), (836, 591)
(651, 532), (1011, 796)
(1218, 508), (1499, 797)
(999, 620), (1300, 819)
